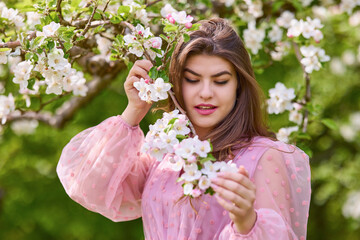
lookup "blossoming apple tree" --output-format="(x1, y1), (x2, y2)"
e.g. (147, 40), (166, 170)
(1, 0), (360, 236)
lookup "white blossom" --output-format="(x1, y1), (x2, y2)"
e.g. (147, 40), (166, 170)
(243, 21), (265, 54)
(26, 11), (41, 27)
(340, 125), (357, 141)
(342, 50), (356, 65)
(276, 11), (295, 28)
(246, 0), (263, 18)
(159, 130), (179, 152)
(135, 24), (153, 38)
(183, 183), (194, 195)
(48, 49), (69, 71)
(168, 155), (185, 171)
(268, 25), (283, 42)
(300, 45), (330, 73)
(198, 176), (211, 190)
(276, 126), (299, 143)
(149, 78), (171, 102)
(201, 161), (222, 179)
(11, 119), (39, 135)
(194, 139), (211, 158)
(349, 10), (360, 26)
(267, 82), (295, 114)
(175, 138), (195, 159)
(350, 112), (360, 130)
(0, 93), (15, 124)
(37, 22), (60, 38)
(330, 58), (346, 75)
(181, 163), (202, 182)
(0, 48), (11, 64)
(219, 160), (238, 173)
(173, 115), (190, 135)
(342, 191), (360, 219)
(160, 3), (177, 18)
(172, 11), (193, 24)
(289, 109), (303, 125)
(12, 61), (33, 91)
(218, 0), (235, 7)
(191, 188), (202, 198)
(133, 78), (150, 101)
(301, 0), (313, 7)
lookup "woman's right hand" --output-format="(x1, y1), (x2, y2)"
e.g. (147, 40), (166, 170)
(121, 60), (154, 126)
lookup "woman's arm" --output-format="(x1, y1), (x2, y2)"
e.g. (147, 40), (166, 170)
(57, 116), (155, 222)
(217, 144), (311, 239)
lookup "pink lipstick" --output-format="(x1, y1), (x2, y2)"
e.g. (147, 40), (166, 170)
(194, 104), (217, 115)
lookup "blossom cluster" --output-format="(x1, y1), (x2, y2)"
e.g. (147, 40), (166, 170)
(267, 83), (305, 143)
(300, 45), (330, 73)
(0, 2), (24, 28)
(133, 77), (171, 103)
(161, 4), (194, 28)
(124, 24), (164, 59)
(12, 47), (88, 97)
(141, 110), (238, 197)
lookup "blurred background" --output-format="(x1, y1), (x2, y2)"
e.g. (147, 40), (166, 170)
(0, 0), (360, 239)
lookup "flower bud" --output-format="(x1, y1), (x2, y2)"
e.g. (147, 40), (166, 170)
(185, 22), (192, 29)
(169, 17), (176, 24)
(166, 13), (172, 20)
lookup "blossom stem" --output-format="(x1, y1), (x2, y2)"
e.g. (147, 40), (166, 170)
(292, 41), (311, 133)
(168, 90), (197, 135)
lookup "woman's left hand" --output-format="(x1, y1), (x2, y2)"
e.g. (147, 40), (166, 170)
(211, 166), (257, 234)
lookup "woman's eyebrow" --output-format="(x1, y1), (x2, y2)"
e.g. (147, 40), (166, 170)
(184, 68), (233, 77)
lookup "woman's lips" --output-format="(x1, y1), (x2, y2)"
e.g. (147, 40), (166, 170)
(194, 105), (217, 115)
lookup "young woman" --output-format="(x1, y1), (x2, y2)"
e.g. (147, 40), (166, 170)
(57, 18), (311, 239)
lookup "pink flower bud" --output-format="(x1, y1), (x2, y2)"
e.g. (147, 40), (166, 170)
(191, 189), (201, 198)
(145, 79), (150, 84)
(157, 66), (161, 71)
(169, 17), (176, 24)
(138, 31), (143, 36)
(152, 40), (161, 49)
(166, 13), (172, 20)
(185, 22), (192, 29)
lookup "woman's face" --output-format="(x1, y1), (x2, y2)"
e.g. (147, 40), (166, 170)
(182, 54), (238, 138)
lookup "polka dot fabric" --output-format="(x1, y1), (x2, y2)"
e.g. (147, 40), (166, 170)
(57, 116), (311, 239)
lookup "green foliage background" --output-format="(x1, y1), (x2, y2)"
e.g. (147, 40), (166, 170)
(1, 0), (360, 239)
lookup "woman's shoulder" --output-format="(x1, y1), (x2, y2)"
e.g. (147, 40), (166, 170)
(232, 136), (310, 175)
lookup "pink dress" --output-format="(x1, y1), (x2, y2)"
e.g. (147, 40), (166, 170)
(57, 116), (311, 240)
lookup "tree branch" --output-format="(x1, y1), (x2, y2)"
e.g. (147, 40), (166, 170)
(7, 69), (125, 128)
(56, 0), (71, 26)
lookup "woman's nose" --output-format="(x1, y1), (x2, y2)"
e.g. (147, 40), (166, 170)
(199, 81), (214, 100)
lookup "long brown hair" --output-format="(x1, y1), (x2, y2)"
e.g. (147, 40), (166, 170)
(168, 18), (274, 161)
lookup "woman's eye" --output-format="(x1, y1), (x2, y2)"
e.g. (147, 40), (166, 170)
(185, 78), (198, 83)
(215, 80), (228, 85)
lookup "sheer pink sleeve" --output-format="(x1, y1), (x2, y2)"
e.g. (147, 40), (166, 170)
(56, 116), (155, 222)
(219, 143), (311, 240)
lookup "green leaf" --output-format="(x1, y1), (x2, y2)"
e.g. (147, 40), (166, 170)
(118, 5), (131, 14)
(64, 42), (73, 51)
(183, 33), (190, 42)
(27, 78), (36, 90)
(0, 48), (11, 52)
(188, 23), (200, 31)
(150, 47), (162, 55)
(164, 23), (177, 33)
(149, 66), (158, 79)
(110, 16), (122, 24)
(272, 0), (285, 11)
(47, 41), (55, 50)
(321, 118), (338, 130)
(93, 12), (102, 20)
(25, 52), (33, 60)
